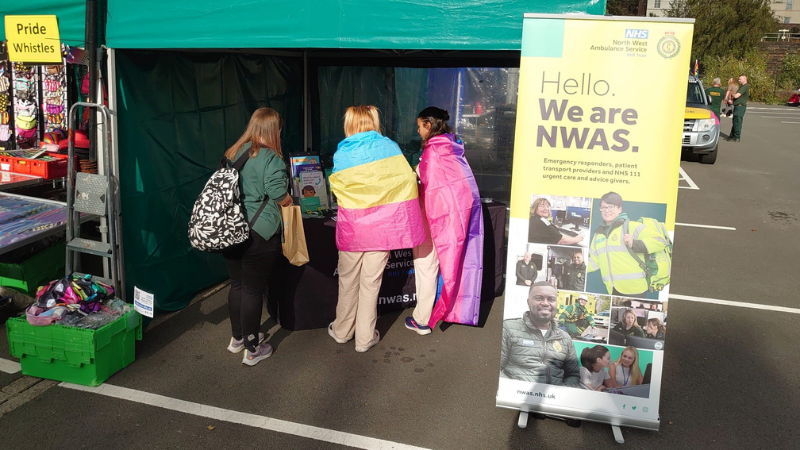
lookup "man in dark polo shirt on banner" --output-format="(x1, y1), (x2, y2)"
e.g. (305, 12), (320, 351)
(706, 78), (725, 119)
(515, 252), (538, 286)
(562, 249), (586, 291)
(727, 75), (749, 142)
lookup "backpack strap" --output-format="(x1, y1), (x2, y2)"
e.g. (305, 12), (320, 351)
(231, 150), (251, 171)
(217, 149), (251, 171)
(248, 195), (271, 228)
(225, 148), (272, 228)
(623, 218), (650, 275)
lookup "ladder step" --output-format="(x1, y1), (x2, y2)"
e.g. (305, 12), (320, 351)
(74, 172), (109, 216)
(67, 238), (112, 257)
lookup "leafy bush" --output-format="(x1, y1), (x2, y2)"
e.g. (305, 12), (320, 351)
(702, 51), (779, 103)
(778, 53), (800, 90)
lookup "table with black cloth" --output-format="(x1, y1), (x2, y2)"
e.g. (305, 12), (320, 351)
(267, 201), (507, 331)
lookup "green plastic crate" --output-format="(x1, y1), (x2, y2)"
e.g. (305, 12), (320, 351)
(0, 242), (66, 295)
(6, 310), (142, 386)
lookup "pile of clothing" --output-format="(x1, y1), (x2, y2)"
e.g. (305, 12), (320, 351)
(26, 274), (130, 328)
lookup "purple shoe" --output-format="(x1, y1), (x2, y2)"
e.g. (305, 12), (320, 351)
(405, 317), (432, 335)
(242, 341), (273, 366)
(227, 332), (265, 354)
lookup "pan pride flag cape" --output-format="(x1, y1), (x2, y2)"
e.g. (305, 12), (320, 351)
(329, 131), (426, 252)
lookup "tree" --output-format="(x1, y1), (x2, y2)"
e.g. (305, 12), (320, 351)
(606, 0), (644, 16)
(665, 0), (778, 62)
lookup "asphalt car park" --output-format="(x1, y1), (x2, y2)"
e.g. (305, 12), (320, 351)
(1, 104), (798, 449)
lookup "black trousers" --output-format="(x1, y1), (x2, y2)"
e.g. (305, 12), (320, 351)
(223, 232), (281, 349)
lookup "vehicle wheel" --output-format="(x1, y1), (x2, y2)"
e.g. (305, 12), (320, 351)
(699, 145), (717, 165)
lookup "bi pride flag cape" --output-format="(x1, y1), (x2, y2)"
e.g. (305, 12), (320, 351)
(330, 131), (426, 252)
(419, 134), (484, 328)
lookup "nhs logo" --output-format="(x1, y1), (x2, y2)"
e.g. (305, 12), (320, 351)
(624, 29), (649, 39)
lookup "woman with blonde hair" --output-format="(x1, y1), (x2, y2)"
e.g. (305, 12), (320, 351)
(528, 197), (583, 245)
(723, 78), (739, 118)
(328, 105), (425, 352)
(222, 107), (292, 366)
(608, 346), (643, 387)
(612, 309), (645, 337)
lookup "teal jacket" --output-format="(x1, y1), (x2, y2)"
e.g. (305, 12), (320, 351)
(232, 143), (289, 241)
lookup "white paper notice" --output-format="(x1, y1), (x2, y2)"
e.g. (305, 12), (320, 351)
(133, 286), (154, 318)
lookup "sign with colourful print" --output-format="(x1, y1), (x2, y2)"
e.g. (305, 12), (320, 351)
(497, 14), (694, 431)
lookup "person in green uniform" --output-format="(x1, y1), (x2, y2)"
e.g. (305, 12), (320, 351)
(706, 78), (725, 119)
(560, 294), (596, 337)
(727, 75), (749, 142)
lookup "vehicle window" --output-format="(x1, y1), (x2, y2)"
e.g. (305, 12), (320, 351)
(686, 83), (705, 104)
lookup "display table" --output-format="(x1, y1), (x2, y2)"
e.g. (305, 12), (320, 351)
(0, 192), (72, 256)
(0, 172), (46, 191)
(267, 201), (507, 331)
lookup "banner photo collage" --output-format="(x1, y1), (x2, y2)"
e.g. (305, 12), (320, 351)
(496, 15), (693, 430)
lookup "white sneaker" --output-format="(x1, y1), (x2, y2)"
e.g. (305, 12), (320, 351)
(355, 330), (380, 353)
(328, 322), (349, 344)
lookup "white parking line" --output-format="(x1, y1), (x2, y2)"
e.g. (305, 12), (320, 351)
(678, 166), (699, 190)
(675, 222), (736, 231)
(759, 115), (800, 118)
(670, 294), (800, 315)
(781, 121), (800, 124)
(0, 357), (21, 374)
(748, 107), (800, 111)
(61, 383), (431, 450)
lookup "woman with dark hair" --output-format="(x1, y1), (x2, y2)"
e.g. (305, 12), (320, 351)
(404, 106), (484, 335)
(579, 345), (613, 391)
(645, 317), (666, 339)
(528, 197), (583, 245)
(222, 108), (293, 366)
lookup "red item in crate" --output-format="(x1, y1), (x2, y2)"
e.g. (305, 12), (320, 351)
(58, 130), (90, 151)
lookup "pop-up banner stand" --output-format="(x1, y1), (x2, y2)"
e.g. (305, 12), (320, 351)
(496, 14), (693, 441)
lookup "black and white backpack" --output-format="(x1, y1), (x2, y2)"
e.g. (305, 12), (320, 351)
(187, 151), (269, 252)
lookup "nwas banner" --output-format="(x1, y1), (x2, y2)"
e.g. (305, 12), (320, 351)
(496, 15), (693, 430)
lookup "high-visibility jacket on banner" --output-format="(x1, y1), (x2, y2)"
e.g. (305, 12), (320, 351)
(588, 213), (669, 295)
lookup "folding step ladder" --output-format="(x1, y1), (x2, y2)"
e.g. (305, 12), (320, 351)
(64, 102), (121, 294)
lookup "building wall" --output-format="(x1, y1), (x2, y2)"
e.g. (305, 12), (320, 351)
(772, 0), (800, 24)
(758, 40), (800, 75)
(647, 0), (800, 24)
(646, 0), (668, 17)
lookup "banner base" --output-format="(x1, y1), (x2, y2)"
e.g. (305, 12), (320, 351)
(517, 411), (529, 429)
(496, 397), (659, 431)
(612, 425), (625, 444)
(517, 410), (583, 430)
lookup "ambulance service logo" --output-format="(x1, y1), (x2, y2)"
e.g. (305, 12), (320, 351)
(657, 31), (681, 59)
